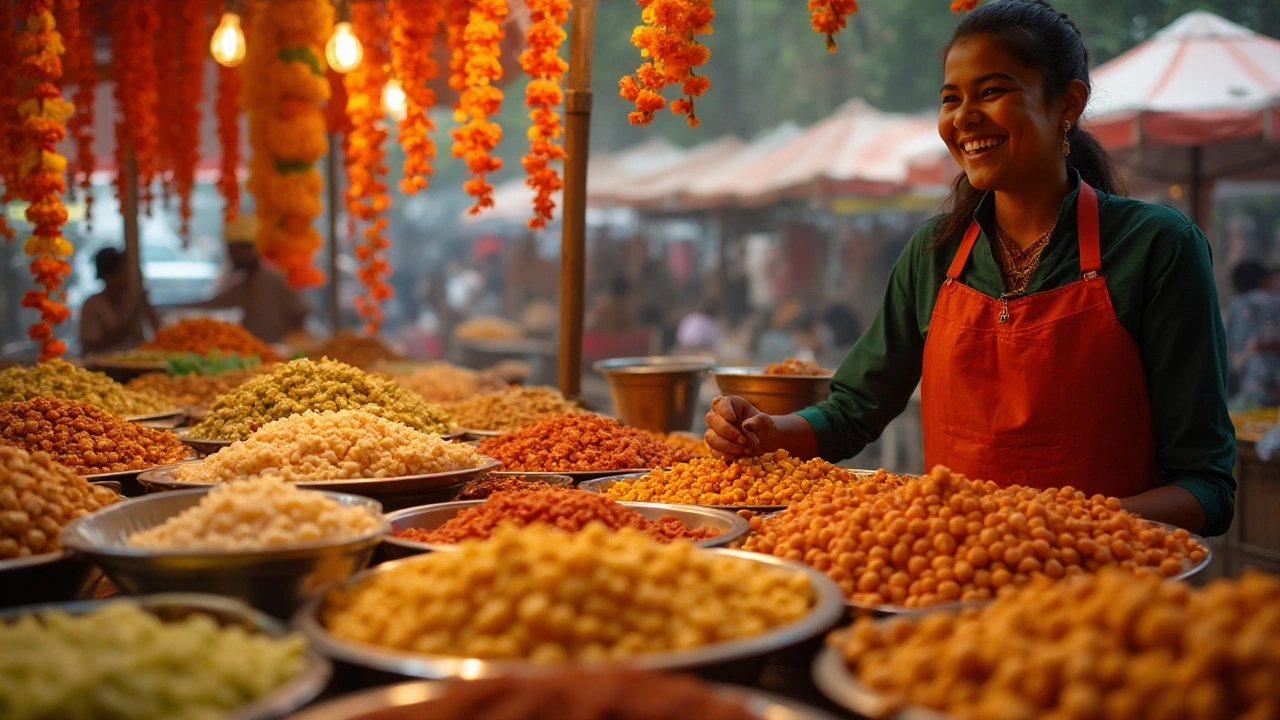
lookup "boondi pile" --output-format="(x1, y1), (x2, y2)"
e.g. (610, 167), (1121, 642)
(396, 488), (718, 545)
(322, 523), (813, 661)
(599, 450), (872, 507)
(476, 414), (692, 472)
(0, 359), (172, 416)
(175, 410), (483, 484)
(744, 465), (1207, 608)
(0, 397), (189, 475)
(830, 570), (1280, 720)
(188, 358), (457, 441)
(0, 446), (120, 558)
(129, 475), (384, 550)
(444, 386), (582, 432)
(142, 318), (279, 360)
(126, 366), (267, 409)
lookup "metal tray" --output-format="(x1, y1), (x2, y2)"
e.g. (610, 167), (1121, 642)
(178, 430), (466, 454)
(812, 644), (954, 720)
(292, 549), (845, 679)
(137, 456), (502, 495)
(381, 499), (751, 558)
(82, 451), (199, 497)
(497, 468), (665, 483)
(122, 409), (187, 425)
(0, 593), (332, 720)
(578, 473), (789, 513)
(58, 487), (389, 618)
(0, 550), (103, 609)
(285, 678), (842, 720)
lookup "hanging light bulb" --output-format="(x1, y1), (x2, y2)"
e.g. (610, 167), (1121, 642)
(326, 0), (363, 73)
(210, 9), (247, 67)
(382, 78), (407, 121)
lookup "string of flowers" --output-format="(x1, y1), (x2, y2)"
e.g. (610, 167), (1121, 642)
(344, 1), (392, 333)
(16, 0), (74, 360)
(451, 0), (507, 213)
(215, 0), (242, 225)
(64, 0), (96, 232)
(619, 0), (713, 127)
(389, 0), (443, 195)
(156, 5), (180, 209)
(520, 0), (569, 228)
(0, 0), (21, 242)
(111, 0), (160, 215)
(170, 0), (207, 243)
(950, 0), (979, 12)
(809, 0), (858, 53)
(244, 0), (332, 289)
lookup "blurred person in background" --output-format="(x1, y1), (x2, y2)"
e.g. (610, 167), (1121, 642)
(675, 299), (722, 354)
(78, 247), (160, 354)
(1225, 260), (1280, 409)
(586, 274), (636, 332)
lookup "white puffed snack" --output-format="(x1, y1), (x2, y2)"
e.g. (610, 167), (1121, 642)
(128, 475), (383, 551)
(175, 408), (483, 484)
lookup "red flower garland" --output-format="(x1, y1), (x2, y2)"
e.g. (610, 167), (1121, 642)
(215, 0), (242, 226)
(0, 0), (21, 242)
(63, 0), (95, 232)
(344, 2), (393, 333)
(520, 0), (569, 228)
(389, 0), (444, 195)
(619, 0), (714, 127)
(16, 0), (74, 360)
(112, 0), (160, 215)
(451, 0), (507, 213)
(808, 0), (858, 53)
(169, 0), (206, 243)
(950, 0), (978, 12)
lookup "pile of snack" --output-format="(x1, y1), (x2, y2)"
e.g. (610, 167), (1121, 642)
(395, 488), (719, 545)
(307, 330), (404, 369)
(142, 318), (279, 361)
(477, 414), (692, 472)
(459, 473), (570, 500)
(599, 451), (877, 507)
(0, 359), (172, 416)
(322, 523), (812, 661)
(0, 446), (120, 558)
(388, 362), (508, 403)
(445, 386), (582, 432)
(126, 366), (265, 409)
(763, 357), (828, 375)
(128, 475), (383, 551)
(0, 601), (307, 720)
(453, 316), (524, 341)
(0, 397), (190, 475)
(830, 569), (1280, 720)
(188, 358), (457, 441)
(174, 410), (483, 484)
(1231, 407), (1278, 444)
(744, 465), (1207, 607)
(651, 431), (713, 458)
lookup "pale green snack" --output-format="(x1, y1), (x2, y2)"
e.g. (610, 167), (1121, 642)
(0, 359), (172, 416)
(189, 357), (458, 441)
(0, 601), (307, 720)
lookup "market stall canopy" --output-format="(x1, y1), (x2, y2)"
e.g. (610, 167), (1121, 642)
(588, 136), (747, 210)
(677, 123), (804, 209)
(1086, 11), (1280, 186)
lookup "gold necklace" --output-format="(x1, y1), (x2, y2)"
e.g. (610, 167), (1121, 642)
(993, 221), (1055, 294)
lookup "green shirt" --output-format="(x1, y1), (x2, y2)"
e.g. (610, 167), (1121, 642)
(797, 172), (1237, 536)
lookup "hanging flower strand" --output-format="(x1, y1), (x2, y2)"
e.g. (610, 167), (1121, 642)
(389, 0), (443, 195)
(111, 0), (160, 215)
(950, 0), (978, 12)
(16, 0), (75, 360)
(171, 0), (206, 243)
(0, 0), (22, 242)
(809, 0), (858, 53)
(64, 0), (96, 232)
(214, 0), (242, 225)
(520, 0), (569, 228)
(451, 0), (507, 213)
(619, 0), (714, 127)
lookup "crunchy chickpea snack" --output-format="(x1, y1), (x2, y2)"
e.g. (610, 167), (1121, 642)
(476, 414), (692, 472)
(444, 386), (583, 432)
(0, 397), (190, 475)
(0, 446), (120, 558)
(0, 359), (172, 416)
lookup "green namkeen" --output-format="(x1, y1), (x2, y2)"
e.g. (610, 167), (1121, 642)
(0, 359), (172, 416)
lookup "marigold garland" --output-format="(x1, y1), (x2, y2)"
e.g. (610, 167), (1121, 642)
(215, 0), (243, 226)
(16, 0), (74, 360)
(950, 0), (979, 12)
(389, 0), (443, 195)
(619, 0), (714, 127)
(0, 0), (21, 242)
(451, 0), (507, 213)
(112, 0), (159, 215)
(63, 0), (95, 232)
(520, 0), (569, 228)
(344, 1), (393, 333)
(169, 0), (207, 243)
(809, 0), (858, 53)
(244, 0), (333, 289)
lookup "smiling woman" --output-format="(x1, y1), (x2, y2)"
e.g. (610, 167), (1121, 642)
(704, 0), (1238, 539)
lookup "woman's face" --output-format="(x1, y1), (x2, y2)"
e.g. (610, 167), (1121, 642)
(939, 35), (1065, 193)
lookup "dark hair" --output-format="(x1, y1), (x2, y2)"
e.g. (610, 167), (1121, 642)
(94, 247), (125, 280)
(1232, 261), (1271, 295)
(609, 274), (630, 296)
(933, 0), (1128, 247)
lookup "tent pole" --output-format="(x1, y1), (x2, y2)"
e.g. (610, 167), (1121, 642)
(558, 0), (597, 400)
(122, 148), (142, 304)
(326, 134), (340, 335)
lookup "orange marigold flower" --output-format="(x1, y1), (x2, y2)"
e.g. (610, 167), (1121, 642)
(620, 0), (714, 127)
(951, 0), (978, 11)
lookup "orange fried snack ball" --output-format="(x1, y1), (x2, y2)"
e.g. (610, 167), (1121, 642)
(744, 465), (1207, 608)
(0, 396), (190, 475)
(142, 318), (279, 361)
(830, 569), (1280, 720)
(476, 414), (693, 472)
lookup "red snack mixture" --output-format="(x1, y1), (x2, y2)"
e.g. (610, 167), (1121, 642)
(0, 396), (189, 475)
(458, 473), (569, 500)
(476, 414), (693, 472)
(395, 488), (718, 544)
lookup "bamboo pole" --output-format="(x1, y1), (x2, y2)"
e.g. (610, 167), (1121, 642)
(122, 148), (142, 303)
(558, 0), (597, 400)
(326, 134), (340, 335)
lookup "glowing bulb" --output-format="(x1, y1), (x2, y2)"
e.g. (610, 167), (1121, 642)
(326, 22), (363, 73)
(209, 12), (246, 67)
(382, 79), (407, 121)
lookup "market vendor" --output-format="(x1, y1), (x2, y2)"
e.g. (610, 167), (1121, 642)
(78, 247), (161, 354)
(192, 214), (310, 344)
(705, 0), (1235, 536)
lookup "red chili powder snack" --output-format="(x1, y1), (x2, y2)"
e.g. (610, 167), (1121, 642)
(475, 414), (693, 472)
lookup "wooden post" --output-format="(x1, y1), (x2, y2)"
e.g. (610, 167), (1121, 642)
(558, 0), (596, 399)
(326, 134), (340, 335)
(122, 148), (142, 303)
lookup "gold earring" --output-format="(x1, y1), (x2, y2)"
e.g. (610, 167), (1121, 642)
(1062, 120), (1072, 157)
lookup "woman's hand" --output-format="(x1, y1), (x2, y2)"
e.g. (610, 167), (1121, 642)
(704, 396), (779, 459)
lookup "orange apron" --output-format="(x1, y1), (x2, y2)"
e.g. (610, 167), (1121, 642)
(920, 182), (1160, 497)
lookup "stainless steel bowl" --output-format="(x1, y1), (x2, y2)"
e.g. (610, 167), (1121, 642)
(0, 550), (102, 609)
(0, 593), (332, 720)
(380, 499), (750, 558)
(59, 488), (389, 617)
(593, 356), (715, 433)
(293, 549), (845, 680)
(284, 678), (842, 720)
(712, 368), (833, 416)
(812, 644), (953, 720)
(579, 473), (788, 513)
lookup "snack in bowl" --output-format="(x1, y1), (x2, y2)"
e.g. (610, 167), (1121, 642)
(0, 446), (120, 559)
(0, 359), (172, 416)
(476, 414), (692, 472)
(0, 397), (189, 476)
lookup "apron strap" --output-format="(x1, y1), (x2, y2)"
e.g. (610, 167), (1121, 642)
(1077, 181), (1101, 278)
(946, 222), (982, 280)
